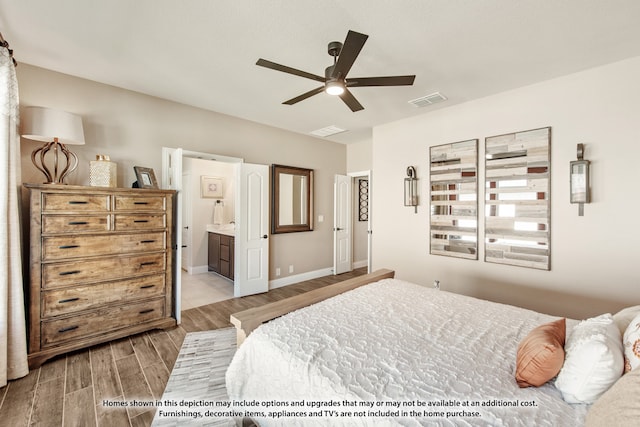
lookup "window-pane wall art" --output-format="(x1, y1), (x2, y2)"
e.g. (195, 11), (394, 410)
(429, 139), (478, 259)
(485, 127), (551, 270)
(358, 178), (369, 221)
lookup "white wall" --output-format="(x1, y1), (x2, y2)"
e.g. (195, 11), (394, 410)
(372, 56), (640, 319)
(183, 158), (236, 271)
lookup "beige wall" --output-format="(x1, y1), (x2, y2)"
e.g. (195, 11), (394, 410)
(372, 56), (640, 320)
(17, 64), (346, 281)
(347, 140), (372, 172)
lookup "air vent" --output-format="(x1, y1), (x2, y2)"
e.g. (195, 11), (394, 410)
(310, 125), (347, 137)
(408, 92), (447, 108)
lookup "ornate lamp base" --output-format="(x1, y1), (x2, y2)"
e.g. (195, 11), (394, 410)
(31, 139), (79, 184)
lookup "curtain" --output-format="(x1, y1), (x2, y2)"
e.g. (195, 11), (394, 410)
(0, 43), (28, 386)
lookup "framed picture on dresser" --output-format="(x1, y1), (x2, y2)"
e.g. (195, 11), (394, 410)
(134, 166), (158, 189)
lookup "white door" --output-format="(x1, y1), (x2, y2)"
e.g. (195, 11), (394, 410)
(161, 147), (183, 323)
(234, 163), (269, 297)
(365, 172), (373, 273)
(334, 174), (352, 274)
(181, 172), (192, 273)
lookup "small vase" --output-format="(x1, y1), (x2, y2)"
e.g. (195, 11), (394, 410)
(89, 154), (117, 187)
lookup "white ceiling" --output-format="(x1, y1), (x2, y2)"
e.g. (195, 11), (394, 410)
(2, 0), (640, 144)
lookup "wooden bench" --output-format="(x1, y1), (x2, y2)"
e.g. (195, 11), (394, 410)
(230, 268), (395, 346)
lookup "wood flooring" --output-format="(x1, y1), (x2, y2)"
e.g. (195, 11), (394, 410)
(0, 268), (366, 427)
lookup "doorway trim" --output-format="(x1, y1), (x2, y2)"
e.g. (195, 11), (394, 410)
(349, 170), (372, 273)
(162, 148), (247, 323)
(333, 170), (372, 275)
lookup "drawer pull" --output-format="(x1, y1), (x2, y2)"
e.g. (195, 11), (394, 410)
(134, 201), (149, 205)
(58, 297), (80, 303)
(59, 245), (80, 249)
(133, 220), (149, 223)
(139, 309), (154, 314)
(68, 201), (88, 205)
(140, 262), (156, 266)
(59, 270), (81, 276)
(58, 325), (79, 333)
(140, 284), (155, 289)
(140, 240), (156, 244)
(68, 221), (88, 225)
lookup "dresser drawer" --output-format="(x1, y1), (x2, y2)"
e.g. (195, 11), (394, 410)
(114, 214), (166, 231)
(42, 253), (166, 288)
(42, 214), (110, 234)
(43, 193), (109, 212)
(42, 232), (166, 260)
(42, 274), (165, 317)
(41, 298), (165, 346)
(114, 196), (166, 211)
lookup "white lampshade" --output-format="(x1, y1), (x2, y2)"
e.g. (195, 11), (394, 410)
(21, 106), (85, 145)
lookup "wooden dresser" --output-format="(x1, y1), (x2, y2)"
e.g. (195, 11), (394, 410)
(25, 184), (176, 368)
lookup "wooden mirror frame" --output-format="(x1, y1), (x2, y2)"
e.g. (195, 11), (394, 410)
(271, 164), (314, 234)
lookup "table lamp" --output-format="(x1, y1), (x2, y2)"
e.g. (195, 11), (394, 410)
(21, 106), (85, 184)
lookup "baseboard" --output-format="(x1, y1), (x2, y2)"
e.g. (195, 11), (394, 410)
(353, 260), (368, 269)
(269, 267), (334, 289)
(186, 263), (368, 288)
(189, 265), (209, 275)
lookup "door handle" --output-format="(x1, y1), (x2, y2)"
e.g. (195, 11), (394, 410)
(262, 235), (268, 239)
(334, 227), (343, 231)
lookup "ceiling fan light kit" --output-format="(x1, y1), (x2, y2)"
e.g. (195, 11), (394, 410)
(256, 30), (416, 112)
(325, 80), (345, 95)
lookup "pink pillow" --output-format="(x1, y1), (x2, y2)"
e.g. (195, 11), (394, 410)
(516, 318), (566, 387)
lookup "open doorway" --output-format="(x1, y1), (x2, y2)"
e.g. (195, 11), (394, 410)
(180, 157), (237, 310)
(333, 171), (372, 275)
(162, 148), (270, 323)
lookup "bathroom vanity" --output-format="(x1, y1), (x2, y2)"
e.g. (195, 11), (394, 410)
(207, 225), (235, 280)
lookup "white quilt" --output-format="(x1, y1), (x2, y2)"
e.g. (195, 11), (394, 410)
(226, 278), (588, 426)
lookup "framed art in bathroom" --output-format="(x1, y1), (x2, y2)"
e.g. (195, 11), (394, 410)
(201, 176), (223, 198)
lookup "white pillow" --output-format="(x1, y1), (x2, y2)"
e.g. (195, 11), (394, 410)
(555, 313), (624, 404)
(613, 305), (640, 337)
(623, 313), (640, 372)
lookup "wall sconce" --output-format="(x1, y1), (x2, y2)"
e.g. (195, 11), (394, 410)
(21, 106), (85, 184)
(404, 166), (418, 213)
(570, 143), (590, 216)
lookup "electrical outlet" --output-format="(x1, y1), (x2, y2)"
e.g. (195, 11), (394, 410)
(275, 267), (281, 276)
(289, 265), (294, 273)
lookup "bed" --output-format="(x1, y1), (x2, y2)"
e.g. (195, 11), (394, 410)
(225, 270), (630, 426)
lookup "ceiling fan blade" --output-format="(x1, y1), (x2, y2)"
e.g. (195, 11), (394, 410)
(283, 86), (325, 105)
(256, 58), (325, 82)
(347, 75), (416, 87)
(339, 88), (364, 112)
(331, 30), (368, 79)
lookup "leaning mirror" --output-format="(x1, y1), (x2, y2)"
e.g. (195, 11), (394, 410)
(271, 164), (314, 234)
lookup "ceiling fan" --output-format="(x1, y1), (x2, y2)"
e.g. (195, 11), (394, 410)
(256, 30), (416, 112)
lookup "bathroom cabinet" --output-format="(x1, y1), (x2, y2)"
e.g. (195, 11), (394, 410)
(208, 232), (234, 280)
